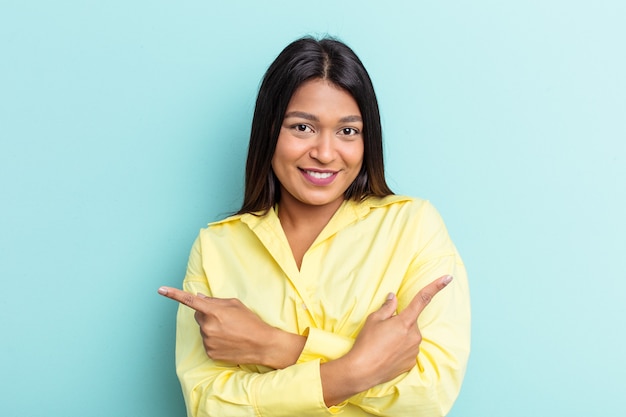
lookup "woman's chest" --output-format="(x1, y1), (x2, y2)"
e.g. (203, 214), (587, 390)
(200, 226), (415, 336)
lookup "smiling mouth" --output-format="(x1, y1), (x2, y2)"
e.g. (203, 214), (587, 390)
(304, 170), (335, 179)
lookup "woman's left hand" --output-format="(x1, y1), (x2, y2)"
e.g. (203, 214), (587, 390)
(158, 287), (305, 368)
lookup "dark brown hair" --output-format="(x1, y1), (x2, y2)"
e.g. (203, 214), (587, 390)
(237, 36), (393, 215)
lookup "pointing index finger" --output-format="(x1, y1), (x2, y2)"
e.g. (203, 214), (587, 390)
(158, 286), (208, 312)
(401, 275), (453, 321)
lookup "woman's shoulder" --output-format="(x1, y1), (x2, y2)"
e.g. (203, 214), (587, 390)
(205, 213), (247, 228)
(198, 209), (276, 236)
(361, 194), (435, 212)
(355, 194), (445, 225)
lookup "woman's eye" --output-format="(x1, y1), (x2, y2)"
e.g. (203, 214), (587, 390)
(294, 124), (311, 133)
(340, 127), (359, 136)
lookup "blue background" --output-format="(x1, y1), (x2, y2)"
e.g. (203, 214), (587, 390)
(1, 1), (624, 415)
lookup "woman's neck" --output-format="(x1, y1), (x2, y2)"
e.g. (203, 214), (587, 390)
(276, 195), (345, 269)
(277, 196), (343, 230)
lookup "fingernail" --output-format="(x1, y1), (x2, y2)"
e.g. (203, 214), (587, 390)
(442, 275), (453, 285)
(387, 292), (395, 300)
(197, 292), (208, 299)
(157, 287), (168, 295)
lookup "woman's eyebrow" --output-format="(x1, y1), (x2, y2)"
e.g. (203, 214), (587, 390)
(284, 112), (363, 124)
(284, 111), (319, 121)
(339, 115), (363, 123)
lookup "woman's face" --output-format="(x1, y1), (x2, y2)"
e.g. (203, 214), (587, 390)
(272, 78), (364, 211)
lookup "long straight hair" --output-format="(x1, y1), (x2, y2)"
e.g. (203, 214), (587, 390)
(237, 37), (393, 215)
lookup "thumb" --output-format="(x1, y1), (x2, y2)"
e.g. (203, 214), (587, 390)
(375, 293), (398, 320)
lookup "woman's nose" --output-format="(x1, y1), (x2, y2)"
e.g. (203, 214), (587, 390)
(309, 133), (335, 163)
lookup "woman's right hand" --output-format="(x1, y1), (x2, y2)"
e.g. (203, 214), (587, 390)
(320, 274), (453, 406)
(351, 274), (453, 387)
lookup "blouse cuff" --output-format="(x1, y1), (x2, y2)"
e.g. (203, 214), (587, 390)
(254, 359), (345, 416)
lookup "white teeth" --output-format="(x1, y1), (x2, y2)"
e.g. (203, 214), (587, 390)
(306, 170), (333, 179)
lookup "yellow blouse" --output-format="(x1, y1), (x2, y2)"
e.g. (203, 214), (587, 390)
(176, 195), (470, 416)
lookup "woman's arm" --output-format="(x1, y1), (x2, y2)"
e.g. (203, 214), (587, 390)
(158, 288), (307, 369)
(173, 294), (330, 417)
(319, 275), (453, 407)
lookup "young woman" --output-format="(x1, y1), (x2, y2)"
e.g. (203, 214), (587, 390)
(159, 37), (470, 416)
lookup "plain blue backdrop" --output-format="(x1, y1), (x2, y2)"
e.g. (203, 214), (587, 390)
(1, 1), (624, 416)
